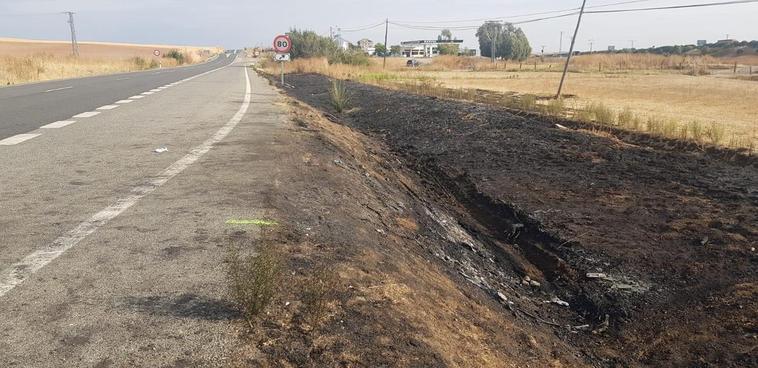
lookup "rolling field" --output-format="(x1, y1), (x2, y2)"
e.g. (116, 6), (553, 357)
(0, 37), (222, 85)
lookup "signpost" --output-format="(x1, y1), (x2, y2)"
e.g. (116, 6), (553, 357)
(273, 35), (292, 85)
(153, 49), (161, 57)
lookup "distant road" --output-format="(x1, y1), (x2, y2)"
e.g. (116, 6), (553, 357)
(0, 53), (234, 140)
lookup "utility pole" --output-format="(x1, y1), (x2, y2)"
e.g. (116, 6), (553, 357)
(484, 21), (501, 64)
(383, 18), (389, 69)
(559, 31), (563, 55)
(64, 11), (79, 57)
(556, 0), (587, 99)
(588, 39), (594, 53)
(630, 40), (635, 50)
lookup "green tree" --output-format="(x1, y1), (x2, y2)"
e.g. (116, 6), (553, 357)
(375, 43), (387, 57)
(438, 29), (453, 42)
(390, 45), (402, 56)
(287, 28), (369, 65)
(476, 22), (532, 61)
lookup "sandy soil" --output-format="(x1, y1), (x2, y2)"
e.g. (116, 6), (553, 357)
(279, 73), (757, 367)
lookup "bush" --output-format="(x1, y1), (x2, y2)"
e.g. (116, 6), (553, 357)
(164, 49), (186, 65)
(328, 49), (370, 66)
(617, 107), (635, 128)
(584, 102), (615, 125)
(226, 244), (282, 326)
(329, 79), (351, 113)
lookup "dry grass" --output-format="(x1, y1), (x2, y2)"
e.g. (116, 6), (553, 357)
(0, 37), (222, 85)
(226, 244), (282, 327)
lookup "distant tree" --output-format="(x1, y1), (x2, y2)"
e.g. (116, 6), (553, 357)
(476, 21), (503, 61)
(375, 43), (387, 57)
(287, 28), (368, 65)
(390, 45), (402, 56)
(476, 22), (531, 61)
(438, 29), (453, 42)
(437, 29), (459, 55)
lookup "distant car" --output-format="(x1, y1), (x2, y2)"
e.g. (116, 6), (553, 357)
(406, 59), (419, 67)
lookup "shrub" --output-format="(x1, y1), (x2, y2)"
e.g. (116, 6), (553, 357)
(515, 94), (538, 112)
(226, 244), (282, 326)
(164, 49), (186, 65)
(329, 79), (351, 113)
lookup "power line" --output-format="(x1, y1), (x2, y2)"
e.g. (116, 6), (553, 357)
(585, 0), (758, 13)
(338, 22), (386, 33)
(391, 0), (656, 25)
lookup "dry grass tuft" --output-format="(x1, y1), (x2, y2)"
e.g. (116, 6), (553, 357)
(329, 79), (351, 113)
(300, 267), (338, 326)
(227, 244), (282, 326)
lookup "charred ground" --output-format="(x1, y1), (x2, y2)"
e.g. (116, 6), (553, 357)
(276, 73), (757, 367)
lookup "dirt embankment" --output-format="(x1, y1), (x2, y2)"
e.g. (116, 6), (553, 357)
(275, 73), (757, 367)
(230, 92), (590, 367)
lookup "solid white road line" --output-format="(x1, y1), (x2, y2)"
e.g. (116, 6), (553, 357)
(129, 95), (145, 100)
(73, 111), (100, 118)
(0, 62), (248, 297)
(44, 86), (73, 93)
(41, 120), (76, 129)
(0, 133), (42, 146)
(97, 105), (119, 110)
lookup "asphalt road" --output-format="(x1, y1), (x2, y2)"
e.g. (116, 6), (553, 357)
(0, 55), (296, 366)
(0, 53), (235, 140)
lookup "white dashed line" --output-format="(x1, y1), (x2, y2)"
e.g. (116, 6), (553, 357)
(0, 65), (249, 297)
(115, 77), (130, 81)
(149, 89), (161, 92)
(41, 120), (76, 129)
(129, 95), (144, 99)
(44, 86), (73, 93)
(115, 100), (133, 104)
(73, 111), (100, 118)
(97, 105), (119, 110)
(141, 92), (154, 95)
(0, 133), (42, 146)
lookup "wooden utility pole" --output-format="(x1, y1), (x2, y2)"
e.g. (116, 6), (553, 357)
(383, 18), (389, 69)
(556, 0), (587, 99)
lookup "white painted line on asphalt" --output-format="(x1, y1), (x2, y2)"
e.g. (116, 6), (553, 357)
(129, 95), (144, 99)
(115, 77), (130, 81)
(149, 89), (161, 92)
(0, 133), (42, 146)
(44, 86), (73, 93)
(141, 91), (154, 95)
(41, 120), (76, 129)
(116, 100), (133, 104)
(0, 62), (248, 297)
(73, 111), (100, 118)
(97, 105), (119, 110)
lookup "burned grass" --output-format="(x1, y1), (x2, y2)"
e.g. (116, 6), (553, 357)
(278, 73), (757, 367)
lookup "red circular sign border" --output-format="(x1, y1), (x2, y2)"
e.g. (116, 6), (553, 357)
(273, 35), (292, 53)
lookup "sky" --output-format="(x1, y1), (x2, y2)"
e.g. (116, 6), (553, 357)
(1, 0), (757, 52)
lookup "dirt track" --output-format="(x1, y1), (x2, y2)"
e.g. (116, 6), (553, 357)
(280, 73), (757, 367)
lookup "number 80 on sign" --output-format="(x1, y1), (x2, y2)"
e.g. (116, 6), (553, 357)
(273, 35), (292, 53)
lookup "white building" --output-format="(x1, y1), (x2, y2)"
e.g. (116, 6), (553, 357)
(334, 35), (351, 51)
(400, 39), (463, 58)
(357, 38), (376, 55)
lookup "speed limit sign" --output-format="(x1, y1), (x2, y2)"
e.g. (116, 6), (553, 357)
(153, 49), (161, 57)
(273, 35), (292, 53)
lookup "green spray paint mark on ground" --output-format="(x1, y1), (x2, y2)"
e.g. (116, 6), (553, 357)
(225, 219), (279, 226)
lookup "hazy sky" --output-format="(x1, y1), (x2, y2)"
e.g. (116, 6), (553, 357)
(1, 0), (757, 52)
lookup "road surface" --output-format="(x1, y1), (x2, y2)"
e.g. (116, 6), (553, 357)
(0, 54), (293, 366)
(0, 53), (234, 141)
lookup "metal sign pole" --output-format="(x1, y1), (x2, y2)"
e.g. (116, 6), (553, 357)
(281, 61), (285, 85)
